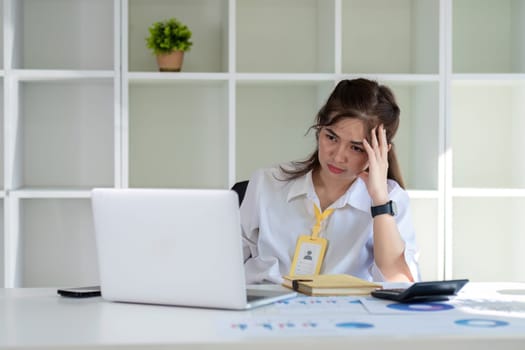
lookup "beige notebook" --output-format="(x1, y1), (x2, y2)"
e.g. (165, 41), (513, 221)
(282, 274), (381, 296)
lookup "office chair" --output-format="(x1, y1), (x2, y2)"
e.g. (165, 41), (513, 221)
(231, 180), (249, 206)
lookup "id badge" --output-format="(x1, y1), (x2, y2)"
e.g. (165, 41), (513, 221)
(289, 235), (327, 276)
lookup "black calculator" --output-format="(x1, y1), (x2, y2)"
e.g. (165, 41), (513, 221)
(371, 279), (469, 303)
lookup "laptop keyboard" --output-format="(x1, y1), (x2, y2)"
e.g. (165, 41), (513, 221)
(247, 294), (267, 302)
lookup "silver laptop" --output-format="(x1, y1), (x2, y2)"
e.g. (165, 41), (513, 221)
(91, 188), (296, 310)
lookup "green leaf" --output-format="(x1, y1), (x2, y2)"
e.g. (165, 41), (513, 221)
(146, 17), (193, 55)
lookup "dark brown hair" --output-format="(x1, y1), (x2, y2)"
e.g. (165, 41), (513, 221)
(280, 78), (405, 189)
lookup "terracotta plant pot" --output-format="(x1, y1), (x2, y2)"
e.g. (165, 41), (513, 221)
(156, 51), (184, 72)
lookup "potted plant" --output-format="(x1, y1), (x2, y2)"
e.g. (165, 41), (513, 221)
(146, 18), (193, 72)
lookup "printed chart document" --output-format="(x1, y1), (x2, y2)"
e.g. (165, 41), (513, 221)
(220, 283), (525, 338)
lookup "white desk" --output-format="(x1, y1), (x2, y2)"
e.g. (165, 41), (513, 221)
(1, 283), (525, 350)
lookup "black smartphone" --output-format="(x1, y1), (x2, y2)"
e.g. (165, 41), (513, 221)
(371, 279), (469, 303)
(57, 286), (101, 298)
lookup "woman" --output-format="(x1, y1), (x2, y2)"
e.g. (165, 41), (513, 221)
(240, 78), (420, 284)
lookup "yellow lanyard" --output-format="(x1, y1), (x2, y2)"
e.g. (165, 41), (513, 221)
(288, 204), (335, 276)
(311, 204), (334, 239)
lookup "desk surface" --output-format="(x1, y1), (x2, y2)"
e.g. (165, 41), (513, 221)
(1, 283), (525, 350)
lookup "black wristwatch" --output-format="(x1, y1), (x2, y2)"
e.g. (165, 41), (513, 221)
(371, 200), (397, 218)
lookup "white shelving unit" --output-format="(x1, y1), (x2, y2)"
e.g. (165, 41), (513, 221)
(446, 0), (525, 281)
(1, 0), (524, 288)
(2, 0), (120, 288)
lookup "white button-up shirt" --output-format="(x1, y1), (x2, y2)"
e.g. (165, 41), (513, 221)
(240, 165), (420, 284)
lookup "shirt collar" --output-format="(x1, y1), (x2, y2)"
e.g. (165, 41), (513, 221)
(341, 177), (371, 212)
(287, 170), (315, 202)
(286, 170), (371, 213)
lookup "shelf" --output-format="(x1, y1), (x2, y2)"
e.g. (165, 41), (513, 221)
(342, 0), (439, 74)
(453, 197), (525, 281)
(407, 190), (439, 199)
(13, 0), (115, 70)
(9, 189), (93, 199)
(238, 73), (440, 83)
(127, 72), (230, 82)
(452, 188), (525, 197)
(127, 0), (229, 73)
(19, 198), (99, 287)
(12, 70), (116, 81)
(452, 74), (525, 83)
(128, 80), (229, 188)
(236, 73), (337, 82)
(125, 73), (444, 83)
(451, 83), (525, 188)
(453, 0), (525, 73)
(17, 80), (115, 189)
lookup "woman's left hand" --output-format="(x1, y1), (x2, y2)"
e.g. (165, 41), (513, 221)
(359, 124), (390, 205)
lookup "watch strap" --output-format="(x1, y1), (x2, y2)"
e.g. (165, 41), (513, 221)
(371, 200), (395, 218)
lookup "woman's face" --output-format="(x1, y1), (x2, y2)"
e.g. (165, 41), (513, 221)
(317, 118), (369, 185)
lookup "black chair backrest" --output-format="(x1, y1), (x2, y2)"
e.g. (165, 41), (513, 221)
(231, 180), (249, 207)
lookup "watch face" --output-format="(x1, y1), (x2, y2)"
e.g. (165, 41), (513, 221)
(390, 201), (397, 216)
